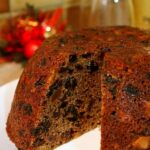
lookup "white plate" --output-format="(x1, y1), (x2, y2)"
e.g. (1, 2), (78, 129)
(0, 80), (100, 150)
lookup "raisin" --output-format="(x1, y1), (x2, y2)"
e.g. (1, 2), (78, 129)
(46, 80), (62, 97)
(59, 66), (73, 74)
(59, 38), (68, 46)
(69, 54), (77, 63)
(76, 99), (83, 107)
(40, 116), (51, 131)
(124, 66), (129, 72)
(64, 77), (77, 90)
(59, 67), (66, 73)
(21, 83), (26, 90)
(66, 105), (78, 122)
(81, 52), (92, 58)
(53, 110), (60, 118)
(40, 58), (46, 66)
(140, 128), (150, 136)
(59, 93), (67, 101)
(147, 72), (150, 80)
(141, 40), (150, 46)
(75, 64), (83, 70)
(66, 90), (73, 96)
(33, 138), (45, 147)
(30, 126), (42, 136)
(86, 60), (99, 73)
(68, 116), (78, 122)
(31, 116), (51, 136)
(124, 84), (139, 97)
(87, 100), (94, 111)
(79, 112), (85, 117)
(104, 74), (118, 85)
(73, 46), (84, 51)
(18, 129), (25, 136)
(35, 77), (45, 87)
(68, 105), (77, 115)
(60, 101), (68, 108)
(109, 86), (117, 99)
(111, 111), (116, 116)
(98, 47), (111, 59)
(22, 103), (32, 115)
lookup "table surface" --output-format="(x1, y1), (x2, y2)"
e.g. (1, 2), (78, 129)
(0, 62), (23, 86)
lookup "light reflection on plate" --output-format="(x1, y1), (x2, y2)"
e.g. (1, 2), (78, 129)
(0, 80), (100, 150)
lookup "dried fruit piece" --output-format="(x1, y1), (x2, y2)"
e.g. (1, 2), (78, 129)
(46, 80), (62, 98)
(22, 103), (32, 116)
(141, 40), (150, 46)
(69, 54), (77, 63)
(111, 111), (116, 116)
(81, 52), (92, 58)
(86, 60), (99, 73)
(109, 86), (117, 99)
(104, 74), (118, 85)
(75, 64), (83, 70)
(30, 116), (51, 136)
(59, 66), (73, 74)
(99, 47), (111, 58)
(33, 138), (45, 147)
(18, 129), (25, 137)
(53, 110), (60, 118)
(66, 105), (78, 122)
(40, 58), (47, 66)
(140, 129), (150, 136)
(64, 77), (77, 90)
(59, 38), (68, 47)
(124, 84), (139, 97)
(35, 77), (45, 87)
(60, 101), (68, 108)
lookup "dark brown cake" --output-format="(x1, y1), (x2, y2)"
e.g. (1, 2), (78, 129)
(7, 30), (104, 150)
(6, 26), (150, 150)
(101, 48), (150, 150)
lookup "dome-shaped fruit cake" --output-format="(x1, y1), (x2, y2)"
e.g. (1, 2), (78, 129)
(7, 26), (150, 150)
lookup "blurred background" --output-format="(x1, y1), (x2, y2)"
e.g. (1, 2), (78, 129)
(0, 0), (150, 85)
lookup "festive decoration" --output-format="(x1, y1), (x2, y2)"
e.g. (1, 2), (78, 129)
(24, 40), (42, 58)
(0, 4), (67, 63)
